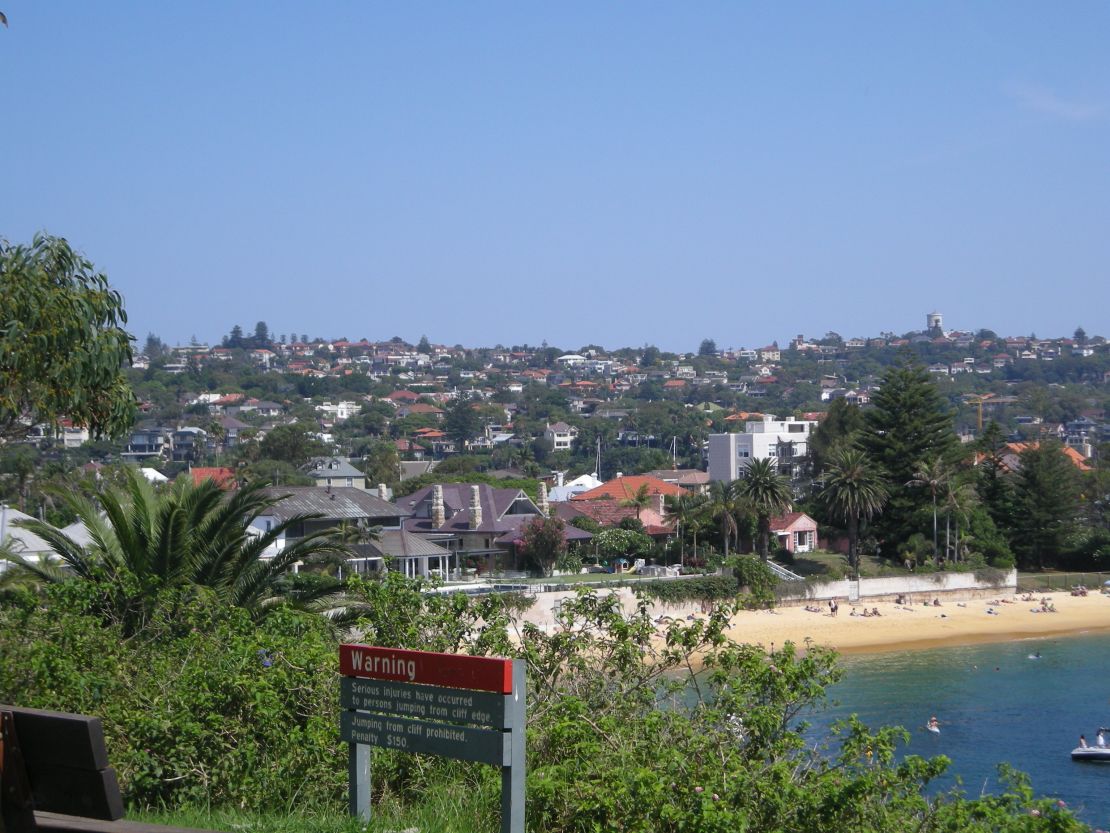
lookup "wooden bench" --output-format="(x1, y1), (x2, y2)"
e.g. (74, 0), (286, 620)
(1, 705), (218, 833)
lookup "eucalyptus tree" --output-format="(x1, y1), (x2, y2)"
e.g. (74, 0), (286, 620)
(1, 234), (135, 441)
(738, 459), (792, 560)
(819, 446), (888, 578)
(2, 468), (348, 634)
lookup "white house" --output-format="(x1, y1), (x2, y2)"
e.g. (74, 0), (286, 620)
(707, 415), (817, 481)
(555, 354), (587, 368)
(316, 401), (360, 422)
(544, 421), (579, 451)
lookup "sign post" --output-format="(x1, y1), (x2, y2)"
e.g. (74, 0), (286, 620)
(339, 645), (525, 833)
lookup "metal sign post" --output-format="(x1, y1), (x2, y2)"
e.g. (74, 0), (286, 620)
(340, 645), (525, 833)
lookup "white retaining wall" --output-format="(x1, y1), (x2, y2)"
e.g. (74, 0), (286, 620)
(514, 569), (1018, 630)
(785, 569), (1018, 604)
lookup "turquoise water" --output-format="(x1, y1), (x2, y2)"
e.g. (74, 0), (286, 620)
(815, 632), (1110, 827)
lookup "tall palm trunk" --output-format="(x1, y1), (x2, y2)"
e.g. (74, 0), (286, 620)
(848, 513), (859, 579)
(931, 493), (938, 557)
(758, 515), (770, 561)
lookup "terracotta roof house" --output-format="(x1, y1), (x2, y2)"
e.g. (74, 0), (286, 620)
(996, 443), (1091, 473)
(570, 475), (684, 528)
(554, 502), (673, 539)
(571, 475), (685, 503)
(643, 469), (711, 495)
(769, 512), (817, 554)
(190, 466), (237, 490)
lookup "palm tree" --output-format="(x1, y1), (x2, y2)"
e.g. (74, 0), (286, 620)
(663, 492), (704, 566)
(703, 480), (742, 557)
(620, 483), (653, 521)
(908, 457), (949, 559)
(2, 468), (348, 634)
(738, 459), (792, 561)
(819, 446), (888, 579)
(944, 481), (978, 563)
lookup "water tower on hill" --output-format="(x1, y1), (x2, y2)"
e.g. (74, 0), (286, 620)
(926, 311), (943, 333)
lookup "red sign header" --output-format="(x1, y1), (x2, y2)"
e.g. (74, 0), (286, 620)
(340, 645), (513, 694)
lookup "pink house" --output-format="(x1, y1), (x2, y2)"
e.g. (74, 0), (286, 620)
(770, 512), (818, 553)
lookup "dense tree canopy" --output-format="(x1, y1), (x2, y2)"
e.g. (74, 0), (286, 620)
(859, 356), (959, 548)
(1, 234), (135, 440)
(1012, 442), (1082, 570)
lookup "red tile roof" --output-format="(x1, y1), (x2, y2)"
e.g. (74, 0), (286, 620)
(1002, 442), (1091, 471)
(191, 467), (237, 490)
(571, 475), (685, 502)
(770, 512), (812, 532)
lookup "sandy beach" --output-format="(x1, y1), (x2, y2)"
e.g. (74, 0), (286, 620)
(719, 591), (1110, 655)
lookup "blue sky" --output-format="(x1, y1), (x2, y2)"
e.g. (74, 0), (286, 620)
(2, 2), (1107, 352)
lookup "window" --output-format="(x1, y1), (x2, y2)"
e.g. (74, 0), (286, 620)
(788, 424), (806, 433)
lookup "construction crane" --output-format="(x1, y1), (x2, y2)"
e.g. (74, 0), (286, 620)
(962, 393), (994, 432)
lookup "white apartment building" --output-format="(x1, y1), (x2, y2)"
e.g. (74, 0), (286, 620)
(707, 415), (818, 482)
(316, 400), (360, 422)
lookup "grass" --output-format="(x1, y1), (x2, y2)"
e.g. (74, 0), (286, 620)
(784, 550), (901, 579)
(133, 771), (498, 833)
(134, 791), (492, 833)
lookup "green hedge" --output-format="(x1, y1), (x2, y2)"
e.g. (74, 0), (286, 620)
(631, 575), (739, 603)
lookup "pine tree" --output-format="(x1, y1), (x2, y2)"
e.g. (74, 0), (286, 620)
(1013, 441), (1081, 570)
(809, 398), (864, 475)
(859, 355), (959, 549)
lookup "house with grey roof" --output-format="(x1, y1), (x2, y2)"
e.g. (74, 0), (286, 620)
(395, 483), (591, 573)
(0, 505), (60, 572)
(249, 486), (437, 576)
(304, 456), (368, 490)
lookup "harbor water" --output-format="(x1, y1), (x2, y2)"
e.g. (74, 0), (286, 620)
(815, 632), (1110, 827)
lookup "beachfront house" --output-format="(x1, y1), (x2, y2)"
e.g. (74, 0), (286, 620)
(770, 512), (818, 554)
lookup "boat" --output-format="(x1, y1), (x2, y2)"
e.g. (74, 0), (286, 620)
(1072, 729), (1110, 761)
(927, 725), (941, 735)
(1071, 746), (1110, 762)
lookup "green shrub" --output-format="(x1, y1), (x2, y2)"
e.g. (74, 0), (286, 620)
(0, 585), (344, 811)
(632, 575), (739, 604)
(729, 556), (777, 608)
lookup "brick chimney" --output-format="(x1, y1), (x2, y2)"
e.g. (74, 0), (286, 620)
(469, 485), (483, 530)
(432, 484), (445, 528)
(538, 482), (550, 517)
(378, 483), (389, 501)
